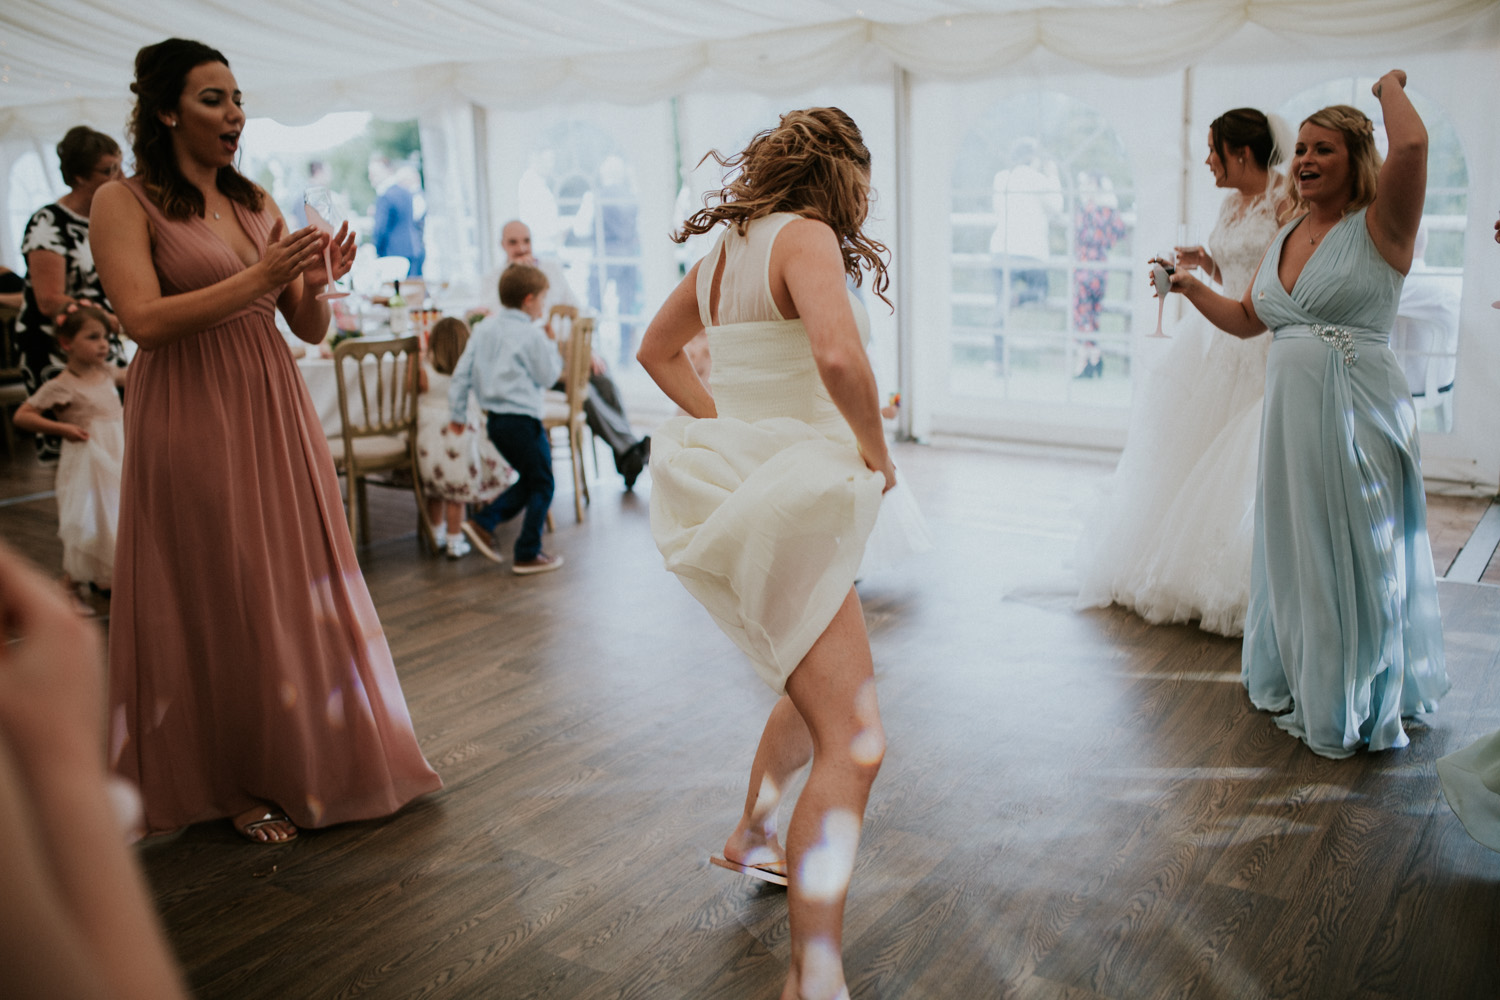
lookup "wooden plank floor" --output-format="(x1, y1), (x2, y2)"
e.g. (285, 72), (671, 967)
(3, 437), (1499, 999)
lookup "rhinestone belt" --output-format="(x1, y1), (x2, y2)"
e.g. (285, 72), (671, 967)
(1310, 324), (1358, 367)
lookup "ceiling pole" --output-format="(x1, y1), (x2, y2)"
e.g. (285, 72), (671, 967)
(894, 65), (917, 442)
(1177, 64), (1193, 323)
(472, 103), (493, 277)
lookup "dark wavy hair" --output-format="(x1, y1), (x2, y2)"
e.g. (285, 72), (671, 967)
(127, 38), (262, 221)
(1209, 108), (1282, 173)
(56, 126), (119, 188)
(675, 107), (890, 307)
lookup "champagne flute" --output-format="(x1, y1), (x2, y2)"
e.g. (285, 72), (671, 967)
(303, 185), (350, 301)
(1148, 258), (1174, 338)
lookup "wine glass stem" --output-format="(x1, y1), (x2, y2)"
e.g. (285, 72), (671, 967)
(322, 245), (335, 290)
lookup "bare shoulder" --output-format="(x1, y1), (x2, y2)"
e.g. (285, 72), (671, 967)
(91, 180), (143, 218)
(774, 216), (842, 265)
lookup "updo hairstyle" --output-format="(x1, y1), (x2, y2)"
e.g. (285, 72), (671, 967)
(1286, 104), (1383, 220)
(126, 37), (263, 220)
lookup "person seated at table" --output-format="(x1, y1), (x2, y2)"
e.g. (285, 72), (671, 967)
(451, 264), (565, 575)
(484, 220), (650, 488)
(0, 266), (24, 312)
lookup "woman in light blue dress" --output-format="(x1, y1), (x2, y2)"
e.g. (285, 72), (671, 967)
(1161, 70), (1448, 759)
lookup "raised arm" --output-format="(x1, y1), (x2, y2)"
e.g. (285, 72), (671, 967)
(1366, 70), (1427, 274)
(637, 259), (715, 419)
(89, 181), (326, 350)
(776, 219), (894, 491)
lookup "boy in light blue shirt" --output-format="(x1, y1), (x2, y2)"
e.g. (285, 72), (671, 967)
(449, 264), (564, 574)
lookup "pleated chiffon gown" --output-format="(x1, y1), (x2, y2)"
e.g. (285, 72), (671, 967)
(1242, 206), (1448, 759)
(649, 213), (886, 694)
(108, 177), (441, 835)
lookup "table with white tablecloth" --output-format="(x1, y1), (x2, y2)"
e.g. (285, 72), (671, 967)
(297, 356), (360, 440)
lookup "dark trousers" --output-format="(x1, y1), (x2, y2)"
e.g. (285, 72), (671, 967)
(551, 371), (640, 471)
(473, 413), (553, 561)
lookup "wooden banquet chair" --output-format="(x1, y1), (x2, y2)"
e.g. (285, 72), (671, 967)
(542, 313), (595, 523)
(545, 303), (600, 475)
(328, 335), (435, 552)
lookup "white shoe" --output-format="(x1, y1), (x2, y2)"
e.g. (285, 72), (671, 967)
(432, 523), (448, 549)
(446, 535), (471, 560)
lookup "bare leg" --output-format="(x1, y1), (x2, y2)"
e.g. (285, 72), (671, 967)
(779, 587), (885, 1000)
(426, 497), (444, 527)
(724, 695), (812, 872)
(444, 501), (464, 534)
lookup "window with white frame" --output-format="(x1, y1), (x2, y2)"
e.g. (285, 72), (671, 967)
(950, 92), (1136, 409)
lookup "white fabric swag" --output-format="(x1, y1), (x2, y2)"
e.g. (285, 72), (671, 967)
(1, 0), (1495, 136)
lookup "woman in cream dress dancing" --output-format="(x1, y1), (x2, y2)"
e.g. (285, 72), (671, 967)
(639, 108), (894, 1000)
(1076, 109), (1287, 636)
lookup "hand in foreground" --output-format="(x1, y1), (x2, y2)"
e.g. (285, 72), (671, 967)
(448, 421), (466, 435)
(260, 219), (325, 287)
(0, 539), (106, 777)
(1373, 69), (1407, 98)
(303, 221), (358, 288)
(59, 425), (89, 443)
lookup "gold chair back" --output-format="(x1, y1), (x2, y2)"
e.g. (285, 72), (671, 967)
(542, 317), (595, 522)
(330, 335), (432, 550)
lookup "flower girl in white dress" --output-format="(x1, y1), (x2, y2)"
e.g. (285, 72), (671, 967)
(14, 305), (127, 594)
(1076, 108), (1289, 636)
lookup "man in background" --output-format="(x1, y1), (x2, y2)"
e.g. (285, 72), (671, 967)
(370, 155), (425, 277)
(485, 220), (650, 489)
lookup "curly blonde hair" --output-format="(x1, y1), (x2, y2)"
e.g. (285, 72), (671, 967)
(1285, 104), (1382, 222)
(675, 107), (890, 307)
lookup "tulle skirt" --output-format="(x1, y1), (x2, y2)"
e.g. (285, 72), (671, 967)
(1439, 730), (1500, 852)
(56, 417), (123, 588)
(1075, 311), (1269, 636)
(858, 479), (932, 578)
(649, 414), (884, 694)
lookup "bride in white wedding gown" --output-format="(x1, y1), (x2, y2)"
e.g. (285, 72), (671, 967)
(1076, 108), (1288, 636)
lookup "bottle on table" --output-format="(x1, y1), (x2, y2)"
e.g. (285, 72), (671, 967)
(388, 280), (409, 334)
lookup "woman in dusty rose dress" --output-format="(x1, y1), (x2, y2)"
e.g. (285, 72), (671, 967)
(91, 39), (440, 843)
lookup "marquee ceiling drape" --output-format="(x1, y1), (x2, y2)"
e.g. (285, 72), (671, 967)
(1, 0), (1496, 137)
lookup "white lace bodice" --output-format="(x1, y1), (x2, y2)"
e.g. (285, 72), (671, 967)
(1209, 191), (1282, 300)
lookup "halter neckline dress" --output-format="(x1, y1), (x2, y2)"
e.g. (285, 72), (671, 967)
(109, 177), (441, 834)
(649, 213), (885, 693)
(1242, 207), (1448, 759)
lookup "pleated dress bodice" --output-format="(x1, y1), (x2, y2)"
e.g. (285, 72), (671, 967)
(1252, 207), (1402, 347)
(703, 213), (870, 440)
